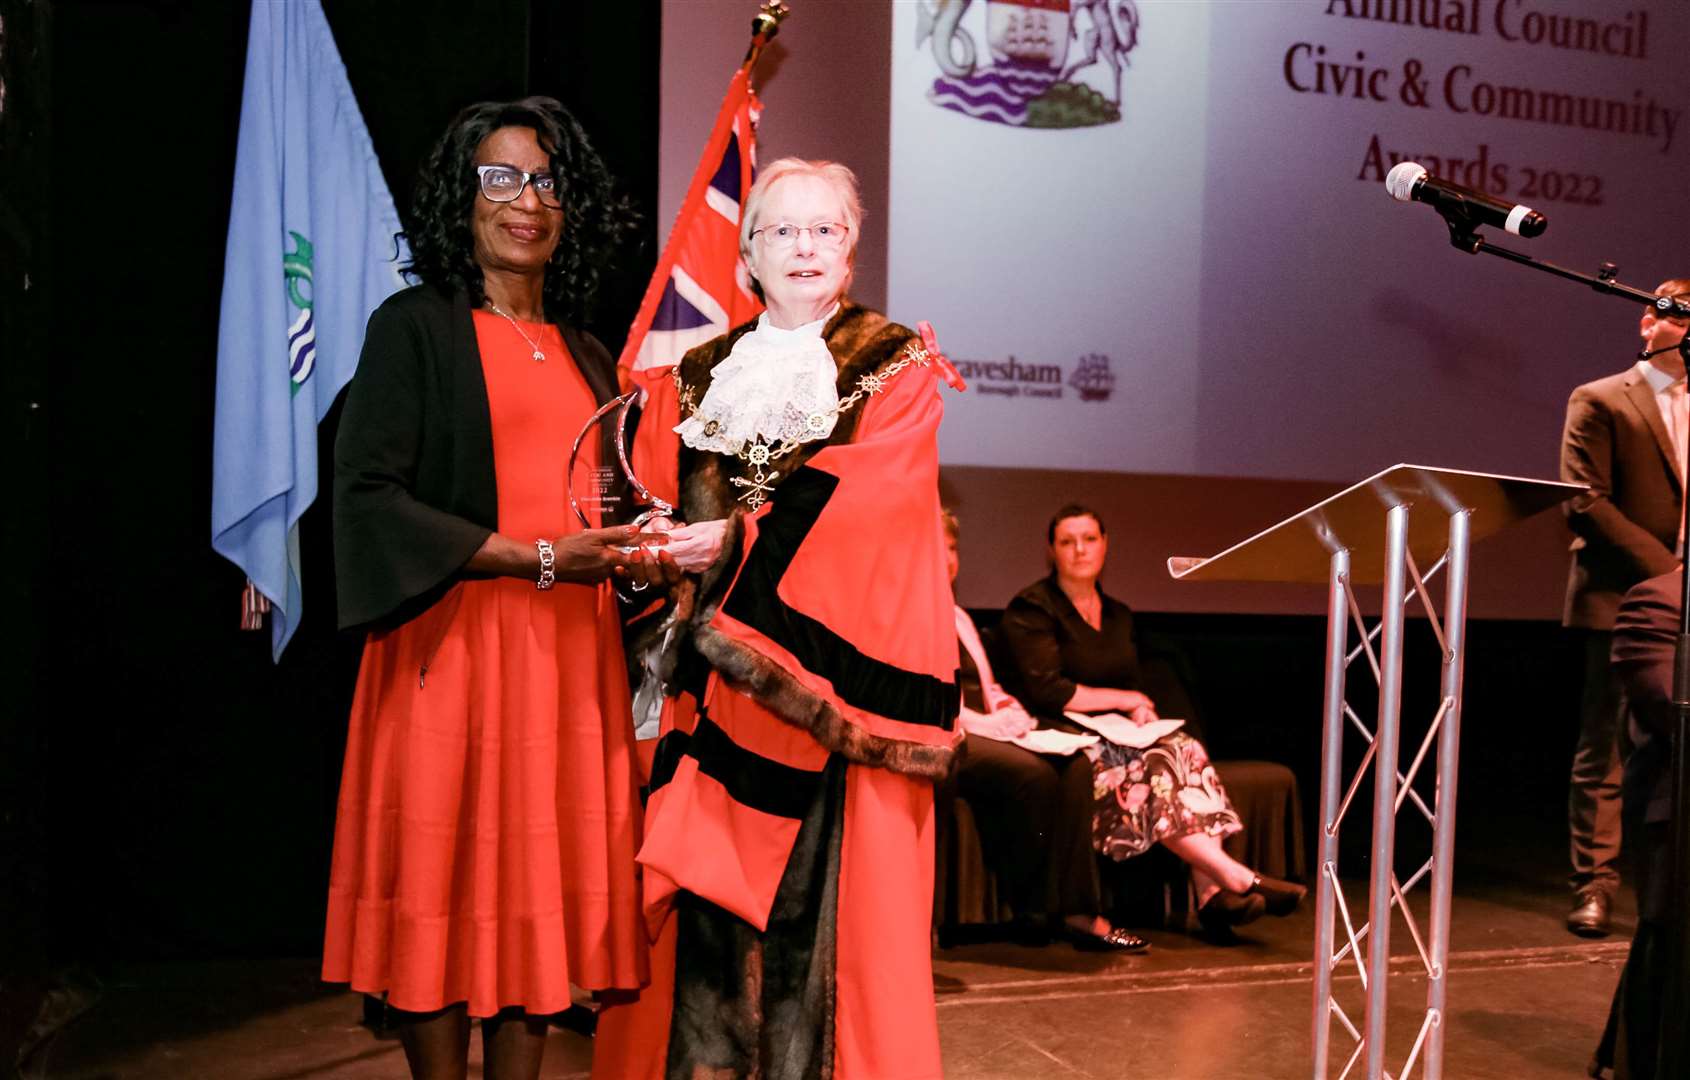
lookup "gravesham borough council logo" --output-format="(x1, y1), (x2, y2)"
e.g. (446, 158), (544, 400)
(916, 0), (1141, 128)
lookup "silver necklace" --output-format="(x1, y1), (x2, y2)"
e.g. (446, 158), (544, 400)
(487, 302), (547, 362)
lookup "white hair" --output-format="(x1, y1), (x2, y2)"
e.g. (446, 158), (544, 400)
(739, 158), (863, 298)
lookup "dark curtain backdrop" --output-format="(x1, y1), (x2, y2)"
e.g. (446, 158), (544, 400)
(2, 0), (54, 986)
(32, 0), (658, 962)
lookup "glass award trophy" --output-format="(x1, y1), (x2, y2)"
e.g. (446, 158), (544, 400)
(567, 390), (674, 536)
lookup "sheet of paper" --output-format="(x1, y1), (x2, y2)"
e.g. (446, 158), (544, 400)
(1064, 711), (1185, 750)
(1008, 728), (1100, 756)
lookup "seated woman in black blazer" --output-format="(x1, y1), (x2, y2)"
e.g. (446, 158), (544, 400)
(1001, 503), (1305, 932)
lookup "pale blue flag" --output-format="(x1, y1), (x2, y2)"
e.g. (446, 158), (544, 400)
(211, 0), (406, 660)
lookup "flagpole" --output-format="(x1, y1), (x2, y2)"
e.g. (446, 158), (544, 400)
(615, 1), (787, 509)
(742, 1), (791, 73)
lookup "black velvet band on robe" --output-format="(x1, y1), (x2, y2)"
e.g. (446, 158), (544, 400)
(667, 756), (846, 1080)
(716, 465), (959, 732)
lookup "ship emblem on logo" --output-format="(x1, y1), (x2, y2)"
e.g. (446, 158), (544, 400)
(915, 0), (1140, 128)
(1069, 353), (1114, 401)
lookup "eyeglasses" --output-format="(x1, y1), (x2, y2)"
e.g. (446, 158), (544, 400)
(751, 221), (850, 250)
(475, 164), (563, 208)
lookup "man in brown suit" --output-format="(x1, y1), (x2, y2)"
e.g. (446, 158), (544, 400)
(1560, 278), (1690, 936)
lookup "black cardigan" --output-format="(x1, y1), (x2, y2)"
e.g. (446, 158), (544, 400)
(332, 283), (622, 631)
(998, 576), (1209, 740)
(999, 575), (1143, 718)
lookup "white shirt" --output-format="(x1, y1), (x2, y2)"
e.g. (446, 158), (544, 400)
(955, 604), (1016, 715)
(1636, 359), (1688, 482)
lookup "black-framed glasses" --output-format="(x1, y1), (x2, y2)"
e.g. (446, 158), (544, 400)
(475, 164), (563, 208)
(751, 221), (850, 250)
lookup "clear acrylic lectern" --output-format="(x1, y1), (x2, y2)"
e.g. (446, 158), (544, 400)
(1168, 465), (1584, 1080)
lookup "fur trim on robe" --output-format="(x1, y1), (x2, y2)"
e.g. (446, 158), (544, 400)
(640, 302), (962, 779)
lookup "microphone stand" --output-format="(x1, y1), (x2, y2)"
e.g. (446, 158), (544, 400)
(1433, 202), (1690, 1077)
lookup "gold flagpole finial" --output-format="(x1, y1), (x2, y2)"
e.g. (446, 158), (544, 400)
(743, 1), (791, 71)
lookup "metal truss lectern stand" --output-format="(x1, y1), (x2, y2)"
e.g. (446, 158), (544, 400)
(1169, 465), (1584, 1080)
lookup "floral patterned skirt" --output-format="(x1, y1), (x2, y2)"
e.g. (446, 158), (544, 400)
(1088, 732), (1243, 861)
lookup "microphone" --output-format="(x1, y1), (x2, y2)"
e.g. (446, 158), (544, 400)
(1385, 162), (1547, 239)
(1638, 296), (1690, 357)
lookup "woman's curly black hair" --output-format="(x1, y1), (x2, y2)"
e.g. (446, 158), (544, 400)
(401, 96), (637, 324)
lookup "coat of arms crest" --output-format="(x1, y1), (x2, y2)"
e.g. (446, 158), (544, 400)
(915, 0), (1140, 128)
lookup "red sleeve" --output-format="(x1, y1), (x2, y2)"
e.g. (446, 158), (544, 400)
(704, 361), (962, 754)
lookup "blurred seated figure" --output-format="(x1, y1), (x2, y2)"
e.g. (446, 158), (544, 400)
(944, 510), (1146, 951)
(1000, 503), (1306, 933)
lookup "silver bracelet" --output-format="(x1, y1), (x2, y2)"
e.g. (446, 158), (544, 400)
(535, 539), (556, 590)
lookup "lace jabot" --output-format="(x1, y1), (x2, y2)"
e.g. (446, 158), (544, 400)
(675, 306), (841, 455)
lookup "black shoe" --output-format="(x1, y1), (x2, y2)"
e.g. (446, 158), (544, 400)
(552, 1002), (598, 1037)
(1198, 889), (1266, 933)
(1249, 874), (1308, 917)
(1063, 923), (1150, 953)
(1567, 890), (1612, 937)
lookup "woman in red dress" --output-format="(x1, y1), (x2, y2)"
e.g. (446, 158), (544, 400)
(322, 97), (674, 1080)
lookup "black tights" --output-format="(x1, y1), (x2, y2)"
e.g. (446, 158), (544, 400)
(392, 1003), (548, 1080)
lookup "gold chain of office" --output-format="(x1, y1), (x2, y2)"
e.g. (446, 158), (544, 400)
(674, 339), (935, 509)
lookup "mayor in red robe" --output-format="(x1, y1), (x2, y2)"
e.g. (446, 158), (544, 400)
(593, 158), (962, 1080)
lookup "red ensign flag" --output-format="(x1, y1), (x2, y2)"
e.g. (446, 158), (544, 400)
(620, 68), (765, 507)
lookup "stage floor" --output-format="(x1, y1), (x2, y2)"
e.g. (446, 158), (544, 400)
(44, 865), (1630, 1080)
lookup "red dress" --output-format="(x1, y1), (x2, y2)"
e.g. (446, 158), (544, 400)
(322, 312), (646, 1017)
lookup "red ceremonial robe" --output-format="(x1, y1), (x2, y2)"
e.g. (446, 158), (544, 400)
(593, 304), (961, 1080)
